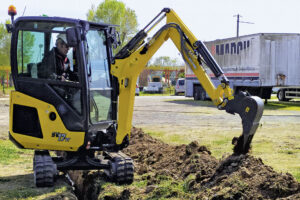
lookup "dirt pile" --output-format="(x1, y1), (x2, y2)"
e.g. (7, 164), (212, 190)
(72, 127), (300, 200)
(125, 127), (300, 199)
(195, 155), (300, 199)
(123, 127), (218, 180)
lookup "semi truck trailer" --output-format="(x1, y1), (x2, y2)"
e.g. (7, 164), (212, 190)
(186, 33), (300, 101)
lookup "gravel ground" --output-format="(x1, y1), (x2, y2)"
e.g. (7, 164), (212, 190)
(0, 98), (9, 139)
(132, 95), (300, 134)
(132, 96), (240, 134)
(131, 95), (300, 171)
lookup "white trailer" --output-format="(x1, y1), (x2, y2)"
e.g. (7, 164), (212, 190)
(186, 33), (300, 101)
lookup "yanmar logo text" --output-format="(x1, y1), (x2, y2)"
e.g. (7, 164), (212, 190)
(52, 132), (71, 142)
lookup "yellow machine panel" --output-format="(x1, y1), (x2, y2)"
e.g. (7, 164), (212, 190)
(9, 91), (85, 151)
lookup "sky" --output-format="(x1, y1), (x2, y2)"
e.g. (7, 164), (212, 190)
(2, 0), (300, 61)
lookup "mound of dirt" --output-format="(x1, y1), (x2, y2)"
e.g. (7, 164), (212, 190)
(124, 127), (300, 199)
(71, 127), (300, 200)
(123, 127), (218, 180)
(195, 155), (300, 199)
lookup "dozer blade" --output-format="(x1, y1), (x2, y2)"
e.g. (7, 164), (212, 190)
(223, 91), (264, 154)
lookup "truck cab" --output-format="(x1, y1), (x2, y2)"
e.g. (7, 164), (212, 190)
(175, 78), (185, 95)
(143, 75), (163, 93)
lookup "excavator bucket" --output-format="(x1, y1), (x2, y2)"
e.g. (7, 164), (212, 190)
(224, 91), (264, 154)
(191, 40), (263, 154)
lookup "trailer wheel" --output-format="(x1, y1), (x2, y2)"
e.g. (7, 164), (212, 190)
(277, 89), (289, 101)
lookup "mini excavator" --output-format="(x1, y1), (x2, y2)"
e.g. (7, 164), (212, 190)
(6, 6), (263, 187)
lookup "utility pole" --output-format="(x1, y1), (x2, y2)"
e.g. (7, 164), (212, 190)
(236, 14), (240, 37)
(233, 14), (254, 38)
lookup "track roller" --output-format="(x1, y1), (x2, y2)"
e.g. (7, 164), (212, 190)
(33, 151), (57, 187)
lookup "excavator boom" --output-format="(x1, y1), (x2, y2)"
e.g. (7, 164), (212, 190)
(111, 8), (264, 154)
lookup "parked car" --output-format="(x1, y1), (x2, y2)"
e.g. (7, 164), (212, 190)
(175, 78), (185, 95)
(143, 82), (163, 93)
(135, 84), (140, 96)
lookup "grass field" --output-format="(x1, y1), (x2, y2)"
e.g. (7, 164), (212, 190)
(0, 140), (76, 200)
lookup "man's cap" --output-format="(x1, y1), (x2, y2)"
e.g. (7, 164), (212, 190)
(57, 34), (67, 44)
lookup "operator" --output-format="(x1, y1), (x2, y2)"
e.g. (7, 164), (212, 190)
(39, 34), (81, 113)
(39, 34), (78, 81)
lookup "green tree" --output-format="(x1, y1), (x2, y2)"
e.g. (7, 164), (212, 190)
(17, 31), (35, 67)
(152, 56), (180, 67)
(87, 0), (138, 47)
(0, 20), (11, 66)
(178, 71), (185, 78)
(0, 21), (35, 68)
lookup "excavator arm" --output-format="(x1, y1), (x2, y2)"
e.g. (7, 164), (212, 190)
(111, 8), (264, 154)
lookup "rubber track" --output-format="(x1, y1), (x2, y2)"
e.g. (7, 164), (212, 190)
(109, 152), (134, 184)
(34, 154), (56, 187)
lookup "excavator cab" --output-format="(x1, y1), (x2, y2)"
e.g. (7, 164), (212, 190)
(9, 17), (123, 150)
(8, 15), (133, 187)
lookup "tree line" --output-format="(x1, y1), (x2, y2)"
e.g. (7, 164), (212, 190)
(0, 0), (182, 79)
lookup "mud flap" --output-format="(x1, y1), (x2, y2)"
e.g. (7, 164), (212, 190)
(224, 92), (264, 154)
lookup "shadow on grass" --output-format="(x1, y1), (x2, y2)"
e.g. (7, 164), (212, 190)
(265, 101), (300, 111)
(166, 99), (300, 111)
(0, 173), (40, 199)
(165, 99), (215, 108)
(0, 173), (72, 200)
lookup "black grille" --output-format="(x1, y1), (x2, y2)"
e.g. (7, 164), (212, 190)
(13, 104), (43, 138)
